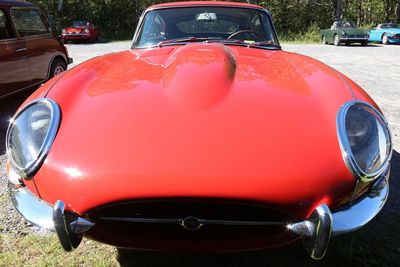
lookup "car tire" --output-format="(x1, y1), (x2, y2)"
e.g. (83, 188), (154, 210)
(49, 59), (67, 79)
(334, 34), (341, 46)
(361, 41), (368, 46)
(322, 35), (327, 45)
(382, 33), (389, 45)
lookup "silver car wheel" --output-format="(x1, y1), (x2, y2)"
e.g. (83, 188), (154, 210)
(382, 34), (389, 45)
(334, 34), (341, 46)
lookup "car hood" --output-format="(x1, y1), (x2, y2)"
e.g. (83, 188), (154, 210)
(371, 28), (400, 33)
(341, 28), (367, 35)
(65, 27), (86, 33)
(35, 43), (356, 218)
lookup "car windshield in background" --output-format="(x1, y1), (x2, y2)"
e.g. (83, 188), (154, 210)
(382, 23), (400, 28)
(334, 21), (356, 28)
(72, 20), (89, 27)
(134, 7), (278, 48)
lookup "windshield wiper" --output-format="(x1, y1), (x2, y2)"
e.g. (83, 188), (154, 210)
(158, 37), (281, 50)
(205, 39), (281, 49)
(246, 41), (281, 49)
(158, 37), (217, 47)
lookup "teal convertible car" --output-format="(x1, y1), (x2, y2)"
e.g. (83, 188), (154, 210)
(369, 23), (400, 45)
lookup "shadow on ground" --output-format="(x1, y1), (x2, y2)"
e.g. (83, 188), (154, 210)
(117, 151), (400, 266)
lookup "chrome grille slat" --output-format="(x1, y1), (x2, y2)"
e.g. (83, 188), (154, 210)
(100, 216), (287, 226)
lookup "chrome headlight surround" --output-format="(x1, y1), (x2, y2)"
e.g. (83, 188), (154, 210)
(6, 98), (60, 180)
(337, 100), (392, 182)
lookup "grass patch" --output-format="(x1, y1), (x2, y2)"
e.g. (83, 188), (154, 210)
(0, 234), (118, 267)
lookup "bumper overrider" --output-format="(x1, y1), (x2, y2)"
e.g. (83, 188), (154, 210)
(8, 166), (390, 260)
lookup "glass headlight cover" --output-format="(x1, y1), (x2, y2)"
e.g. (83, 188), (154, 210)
(337, 101), (392, 182)
(6, 99), (60, 179)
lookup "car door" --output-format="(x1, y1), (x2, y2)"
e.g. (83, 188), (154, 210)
(0, 7), (31, 97)
(10, 7), (56, 85)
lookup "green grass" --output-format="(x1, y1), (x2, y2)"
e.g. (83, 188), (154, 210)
(0, 234), (118, 267)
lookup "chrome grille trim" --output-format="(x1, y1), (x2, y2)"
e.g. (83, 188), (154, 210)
(99, 216), (286, 228)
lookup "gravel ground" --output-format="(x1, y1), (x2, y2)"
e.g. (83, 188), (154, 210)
(1, 42), (399, 243)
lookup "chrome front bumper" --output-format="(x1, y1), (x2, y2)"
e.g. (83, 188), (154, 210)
(9, 171), (389, 259)
(340, 36), (369, 41)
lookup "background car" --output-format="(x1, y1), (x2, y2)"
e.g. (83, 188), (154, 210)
(321, 21), (369, 46)
(0, 0), (72, 99)
(61, 20), (100, 42)
(6, 1), (392, 261)
(369, 23), (400, 44)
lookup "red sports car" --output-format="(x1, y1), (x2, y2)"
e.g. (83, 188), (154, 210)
(61, 20), (100, 42)
(6, 1), (392, 260)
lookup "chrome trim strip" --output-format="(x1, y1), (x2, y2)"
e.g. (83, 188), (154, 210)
(336, 100), (393, 182)
(8, 183), (54, 230)
(6, 98), (61, 179)
(100, 216), (286, 229)
(340, 37), (369, 41)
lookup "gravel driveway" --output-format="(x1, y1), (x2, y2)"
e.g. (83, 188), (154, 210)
(1, 42), (399, 256)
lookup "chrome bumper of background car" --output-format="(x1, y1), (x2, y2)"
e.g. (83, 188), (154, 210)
(340, 37), (369, 41)
(9, 168), (389, 259)
(62, 33), (91, 37)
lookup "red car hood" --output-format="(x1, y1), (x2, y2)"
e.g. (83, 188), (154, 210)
(34, 43), (357, 218)
(64, 27), (85, 33)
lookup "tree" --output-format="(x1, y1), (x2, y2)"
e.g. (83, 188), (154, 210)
(397, 0), (400, 22)
(332, 0), (343, 21)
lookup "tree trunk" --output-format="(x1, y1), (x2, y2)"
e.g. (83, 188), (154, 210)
(332, 0), (343, 21)
(384, 0), (391, 22)
(396, 0), (400, 23)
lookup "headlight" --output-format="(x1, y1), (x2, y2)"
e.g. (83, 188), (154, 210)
(62, 29), (66, 34)
(84, 28), (90, 33)
(6, 99), (60, 179)
(337, 101), (392, 182)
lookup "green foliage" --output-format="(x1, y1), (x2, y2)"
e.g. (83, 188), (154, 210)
(28, 0), (400, 41)
(279, 23), (321, 43)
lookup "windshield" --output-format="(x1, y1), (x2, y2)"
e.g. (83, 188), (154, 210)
(72, 21), (89, 27)
(134, 7), (278, 48)
(333, 21), (356, 29)
(380, 23), (400, 29)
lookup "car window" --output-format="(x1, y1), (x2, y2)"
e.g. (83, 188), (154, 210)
(176, 19), (239, 34)
(0, 9), (14, 39)
(72, 20), (90, 27)
(137, 12), (165, 45)
(11, 8), (49, 37)
(135, 7), (278, 48)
